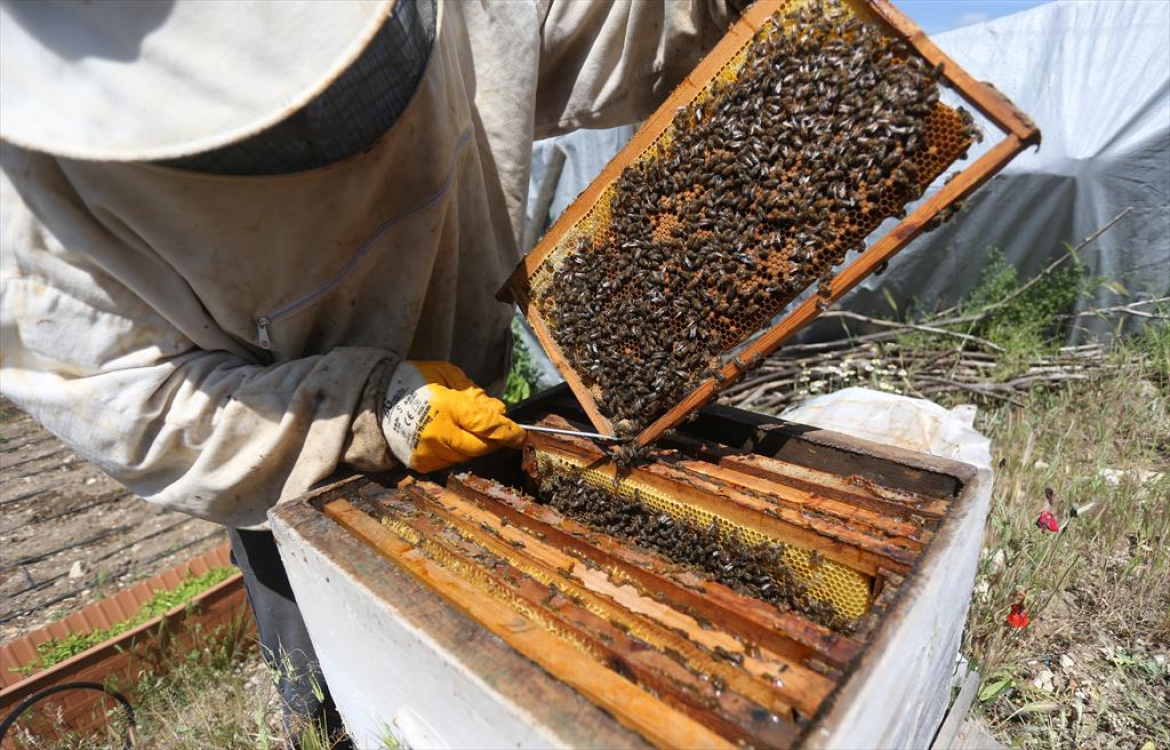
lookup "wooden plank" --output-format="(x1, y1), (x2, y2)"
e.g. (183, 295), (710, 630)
(670, 405), (970, 498)
(932, 669), (981, 750)
(379, 490), (799, 747)
(666, 457), (929, 545)
(539, 409), (935, 544)
(320, 499), (735, 750)
(724, 452), (950, 520)
(449, 474), (862, 671)
(643, 459), (921, 571)
(397, 481), (833, 720)
(949, 718), (1006, 750)
(522, 302), (615, 437)
(662, 428), (950, 520)
(530, 432), (907, 577)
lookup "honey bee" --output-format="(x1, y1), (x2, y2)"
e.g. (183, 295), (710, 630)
(541, 0), (958, 436)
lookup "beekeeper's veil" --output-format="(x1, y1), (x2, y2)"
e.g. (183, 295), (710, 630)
(0, 0), (396, 162)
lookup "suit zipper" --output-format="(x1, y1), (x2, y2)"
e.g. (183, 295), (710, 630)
(253, 126), (473, 350)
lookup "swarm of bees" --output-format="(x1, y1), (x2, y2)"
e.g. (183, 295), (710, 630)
(541, 0), (979, 435)
(536, 467), (852, 631)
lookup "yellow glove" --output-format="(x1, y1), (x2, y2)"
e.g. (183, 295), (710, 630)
(381, 361), (526, 473)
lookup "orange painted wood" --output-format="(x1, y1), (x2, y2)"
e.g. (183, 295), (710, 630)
(0, 567), (251, 738)
(505, 0), (1039, 445)
(321, 498), (736, 750)
(449, 473), (862, 670)
(639, 133), (1032, 445)
(1, 544), (236, 688)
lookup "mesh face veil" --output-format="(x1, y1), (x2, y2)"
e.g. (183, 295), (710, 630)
(163, 0), (437, 175)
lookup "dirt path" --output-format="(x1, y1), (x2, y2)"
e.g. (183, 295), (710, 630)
(0, 398), (226, 642)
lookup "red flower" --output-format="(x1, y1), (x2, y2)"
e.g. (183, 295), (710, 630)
(1006, 603), (1030, 629)
(1036, 509), (1059, 533)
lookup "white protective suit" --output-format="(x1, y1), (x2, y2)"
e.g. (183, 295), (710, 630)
(0, 1), (737, 527)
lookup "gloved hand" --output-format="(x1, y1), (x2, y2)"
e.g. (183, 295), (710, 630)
(381, 361), (526, 473)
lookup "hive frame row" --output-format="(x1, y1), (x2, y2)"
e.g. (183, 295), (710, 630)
(314, 412), (953, 747)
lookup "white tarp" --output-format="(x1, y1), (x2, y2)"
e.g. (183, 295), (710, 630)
(848, 0), (1170, 340)
(522, 0), (1170, 345)
(780, 387), (993, 471)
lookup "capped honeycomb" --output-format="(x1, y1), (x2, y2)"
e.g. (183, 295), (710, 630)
(532, 449), (871, 629)
(526, 0), (978, 436)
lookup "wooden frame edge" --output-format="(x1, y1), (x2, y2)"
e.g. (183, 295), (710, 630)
(502, 0), (1041, 445)
(637, 132), (1030, 446)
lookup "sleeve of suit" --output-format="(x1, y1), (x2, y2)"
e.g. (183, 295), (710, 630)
(534, 0), (743, 139)
(0, 170), (398, 528)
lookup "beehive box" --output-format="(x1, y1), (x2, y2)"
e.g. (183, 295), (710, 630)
(270, 387), (992, 749)
(504, 0), (1039, 447)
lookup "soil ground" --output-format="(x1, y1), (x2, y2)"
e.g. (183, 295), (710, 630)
(0, 397), (226, 643)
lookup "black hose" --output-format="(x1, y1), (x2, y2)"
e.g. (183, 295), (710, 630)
(0, 680), (135, 749)
(0, 524), (135, 573)
(0, 493), (131, 535)
(0, 528), (223, 624)
(0, 487), (51, 509)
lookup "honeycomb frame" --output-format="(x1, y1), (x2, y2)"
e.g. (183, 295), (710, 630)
(532, 449), (873, 623)
(504, 0), (1040, 444)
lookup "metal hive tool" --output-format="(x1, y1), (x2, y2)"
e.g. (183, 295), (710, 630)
(504, 0), (1040, 446)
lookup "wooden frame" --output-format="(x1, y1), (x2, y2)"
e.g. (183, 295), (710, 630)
(503, 0), (1041, 445)
(270, 392), (991, 748)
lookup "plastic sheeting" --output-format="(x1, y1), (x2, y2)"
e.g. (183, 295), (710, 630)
(522, 0), (1169, 344)
(780, 386), (992, 470)
(522, 125), (638, 252)
(846, 0), (1170, 340)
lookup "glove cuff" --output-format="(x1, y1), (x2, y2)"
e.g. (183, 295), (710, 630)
(381, 362), (433, 468)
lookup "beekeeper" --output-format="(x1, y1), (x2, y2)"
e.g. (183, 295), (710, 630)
(0, 0), (740, 741)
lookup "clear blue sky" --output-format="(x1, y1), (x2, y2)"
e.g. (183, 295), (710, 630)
(896, 0), (1054, 34)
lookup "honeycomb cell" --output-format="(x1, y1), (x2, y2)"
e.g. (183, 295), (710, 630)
(535, 450), (872, 626)
(530, 0), (977, 433)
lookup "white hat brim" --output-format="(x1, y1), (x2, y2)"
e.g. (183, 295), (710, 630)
(1, 0), (395, 162)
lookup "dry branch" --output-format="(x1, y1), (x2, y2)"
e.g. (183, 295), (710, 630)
(715, 209), (1159, 415)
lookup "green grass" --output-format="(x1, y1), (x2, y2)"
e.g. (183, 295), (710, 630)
(16, 567), (236, 675)
(3, 613), (262, 750)
(893, 246), (1095, 381)
(957, 330), (1169, 750)
(504, 318), (543, 405)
